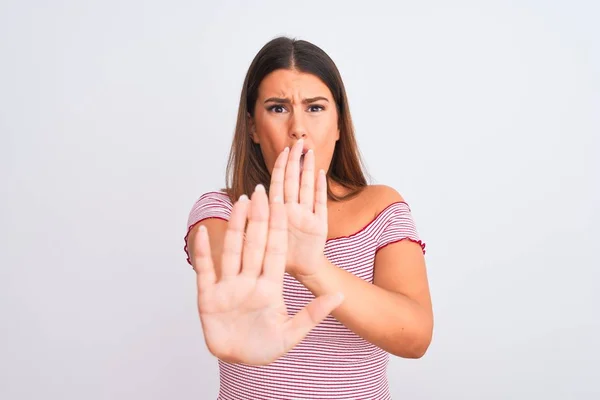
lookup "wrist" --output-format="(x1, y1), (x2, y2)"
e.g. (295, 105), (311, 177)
(290, 254), (330, 284)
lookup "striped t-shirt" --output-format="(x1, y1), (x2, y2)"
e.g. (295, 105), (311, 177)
(184, 190), (427, 400)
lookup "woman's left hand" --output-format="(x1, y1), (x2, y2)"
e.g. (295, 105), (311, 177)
(269, 139), (328, 279)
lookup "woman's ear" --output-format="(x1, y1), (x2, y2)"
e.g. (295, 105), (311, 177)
(247, 113), (259, 143)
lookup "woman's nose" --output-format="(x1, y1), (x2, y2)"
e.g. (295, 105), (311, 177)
(289, 113), (307, 139)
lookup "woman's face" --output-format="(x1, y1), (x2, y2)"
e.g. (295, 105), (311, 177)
(249, 69), (340, 179)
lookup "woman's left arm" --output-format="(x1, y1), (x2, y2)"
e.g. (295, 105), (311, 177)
(270, 142), (433, 357)
(292, 237), (433, 359)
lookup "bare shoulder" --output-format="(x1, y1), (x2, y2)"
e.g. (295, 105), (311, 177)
(361, 184), (405, 215)
(365, 184), (405, 202)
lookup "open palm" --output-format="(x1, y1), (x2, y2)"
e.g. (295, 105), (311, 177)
(192, 184), (342, 366)
(269, 141), (328, 277)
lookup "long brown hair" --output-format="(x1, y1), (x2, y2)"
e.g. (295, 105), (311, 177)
(224, 36), (369, 202)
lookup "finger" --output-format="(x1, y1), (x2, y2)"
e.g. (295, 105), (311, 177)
(220, 194), (250, 279)
(241, 184), (269, 277)
(269, 147), (289, 204)
(282, 292), (344, 350)
(299, 148), (315, 209)
(192, 225), (217, 292)
(284, 139), (303, 204)
(262, 194), (288, 282)
(315, 169), (328, 220)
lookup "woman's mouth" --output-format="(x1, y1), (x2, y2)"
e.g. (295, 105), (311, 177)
(299, 153), (305, 182)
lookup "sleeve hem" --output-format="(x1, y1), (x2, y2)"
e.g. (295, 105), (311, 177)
(183, 216), (229, 267)
(376, 237), (426, 255)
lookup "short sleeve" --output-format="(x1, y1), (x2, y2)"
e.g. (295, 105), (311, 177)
(183, 191), (233, 266)
(375, 202), (426, 255)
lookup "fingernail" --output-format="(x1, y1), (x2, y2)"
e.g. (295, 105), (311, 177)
(239, 194), (248, 202)
(307, 149), (313, 154)
(319, 169), (326, 175)
(273, 195), (281, 203)
(199, 225), (207, 233)
(336, 292), (345, 301)
(283, 146), (289, 153)
(256, 184), (265, 192)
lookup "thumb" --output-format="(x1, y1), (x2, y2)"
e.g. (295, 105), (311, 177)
(281, 292), (344, 350)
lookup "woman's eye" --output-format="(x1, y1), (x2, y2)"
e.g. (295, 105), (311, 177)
(269, 105), (286, 113)
(308, 105), (324, 112)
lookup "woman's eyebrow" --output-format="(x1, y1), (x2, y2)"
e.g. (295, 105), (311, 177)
(264, 96), (330, 104)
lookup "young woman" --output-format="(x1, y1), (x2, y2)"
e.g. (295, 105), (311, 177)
(184, 36), (433, 400)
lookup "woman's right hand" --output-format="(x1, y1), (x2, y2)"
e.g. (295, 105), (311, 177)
(192, 184), (344, 366)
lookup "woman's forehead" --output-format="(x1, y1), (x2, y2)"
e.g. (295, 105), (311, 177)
(258, 69), (332, 99)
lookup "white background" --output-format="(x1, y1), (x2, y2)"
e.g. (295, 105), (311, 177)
(2, 0), (599, 399)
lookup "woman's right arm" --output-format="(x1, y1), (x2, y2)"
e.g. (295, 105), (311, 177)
(186, 218), (228, 278)
(184, 191), (234, 277)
